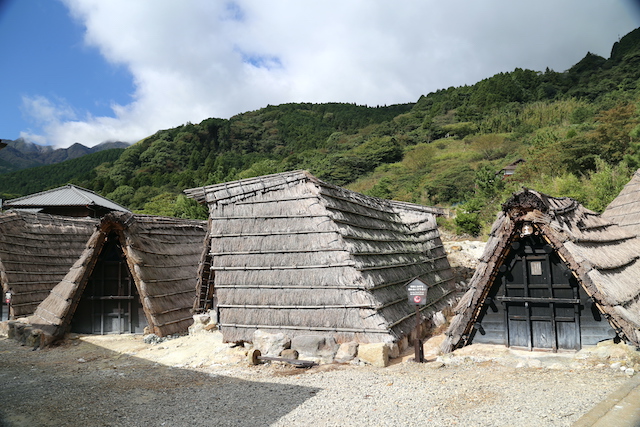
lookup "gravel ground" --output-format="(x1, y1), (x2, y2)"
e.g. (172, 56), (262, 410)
(0, 334), (634, 427)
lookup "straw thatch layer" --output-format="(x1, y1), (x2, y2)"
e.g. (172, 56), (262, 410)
(28, 212), (207, 340)
(442, 188), (640, 352)
(0, 211), (98, 317)
(186, 170), (454, 344)
(603, 169), (640, 235)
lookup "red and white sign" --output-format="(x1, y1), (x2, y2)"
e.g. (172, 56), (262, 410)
(406, 278), (428, 305)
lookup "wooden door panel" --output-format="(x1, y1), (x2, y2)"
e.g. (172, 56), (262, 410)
(532, 321), (554, 348)
(557, 321), (580, 349)
(508, 317), (530, 348)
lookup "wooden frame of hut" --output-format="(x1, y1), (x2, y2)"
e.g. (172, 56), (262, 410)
(27, 212), (207, 342)
(442, 189), (640, 354)
(185, 170), (455, 345)
(0, 211), (98, 319)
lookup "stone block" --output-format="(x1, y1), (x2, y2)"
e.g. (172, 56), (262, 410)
(253, 330), (290, 356)
(189, 311), (218, 335)
(281, 349), (299, 359)
(25, 329), (44, 349)
(291, 335), (338, 361)
(7, 322), (16, 339)
(9, 322), (29, 344)
(334, 342), (358, 363)
(358, 342), (389, 367)
(0, 321), (8, 337)
(194, 313), (211, 325)
(387, 342), (400, 359)
(398, 336), (409, 353)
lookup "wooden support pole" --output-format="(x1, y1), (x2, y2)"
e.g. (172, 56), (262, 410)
(414, 305), (424, 363)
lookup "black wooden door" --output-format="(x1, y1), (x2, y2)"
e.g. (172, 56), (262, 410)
(72, 235), (148, 334)
(497, 237), (581, 351)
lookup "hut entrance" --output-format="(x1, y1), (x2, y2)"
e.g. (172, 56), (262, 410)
(479, 234), (582, 351)
(71, 233), (148, 334)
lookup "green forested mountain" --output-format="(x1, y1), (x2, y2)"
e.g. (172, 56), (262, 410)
(0, 148), (125, 200)
(2, 28), (640, 236)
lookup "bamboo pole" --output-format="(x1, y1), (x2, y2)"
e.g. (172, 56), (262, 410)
(219, 323), (389, 334)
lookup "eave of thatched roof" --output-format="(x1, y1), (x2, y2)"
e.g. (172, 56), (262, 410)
(28, 212), (207, 341)
(184, 170), (314, 206)
(188, 170), (455, 344)
(0, 211), (98, 317)
(185, 170), (446, 216)
(442, 188), (640, 352)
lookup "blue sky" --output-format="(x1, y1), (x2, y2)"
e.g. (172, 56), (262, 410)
(0, 0), (133, 144)
(0, 0), (638, 148)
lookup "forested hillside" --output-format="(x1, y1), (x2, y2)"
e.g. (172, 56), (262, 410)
(2, 27), (640, 236)
(0, 149), (125, 199)
(0, 139), (129, 174)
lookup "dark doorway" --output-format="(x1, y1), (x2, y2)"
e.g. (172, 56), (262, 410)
(498, 236), (581, 351)
(71, 233), (148, 334)
(474, 234), (586, 351)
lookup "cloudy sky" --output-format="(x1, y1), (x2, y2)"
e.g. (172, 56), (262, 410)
(0, 0), (638, 148)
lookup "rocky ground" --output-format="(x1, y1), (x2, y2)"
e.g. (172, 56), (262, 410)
(0, 330), (637, 427)
(1, 238), (639, 426)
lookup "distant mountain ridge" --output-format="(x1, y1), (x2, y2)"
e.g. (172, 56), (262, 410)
(0, 138), (130, 174)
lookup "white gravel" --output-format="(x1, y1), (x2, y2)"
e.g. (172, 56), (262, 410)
(0, 335), (633, 427)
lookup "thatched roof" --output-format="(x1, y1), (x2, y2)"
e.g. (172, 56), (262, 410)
(2, 184), (130, 217)
(442, 188), (640, 352)
(603, 168), (640, 235)
(0, 211), (99, 317)
(28, 212), (207, 340)
(185, 170), (454, 344)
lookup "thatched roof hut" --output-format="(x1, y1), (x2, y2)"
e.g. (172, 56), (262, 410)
(602, 168), (640, 235)
(442, 188), (640, 353)
(28, 212), (207, 341)
(185, 170), (455, 345)
(0, 211), (98, 318)
(2, 184), (130, 218)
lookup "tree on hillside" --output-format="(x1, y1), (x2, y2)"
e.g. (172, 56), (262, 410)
(589, 103), (638, 164)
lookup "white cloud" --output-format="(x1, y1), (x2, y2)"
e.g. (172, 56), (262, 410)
(25, 0), (638, 147)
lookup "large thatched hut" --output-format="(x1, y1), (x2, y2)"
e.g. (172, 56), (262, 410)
(27, 212), (207, 342)
(442, 188), (640, 353)
(0, 211), (99, 319)
(185, 170), (455, 345)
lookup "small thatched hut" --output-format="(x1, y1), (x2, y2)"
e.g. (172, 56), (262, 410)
(185, 170), (455, 345)
(28, 212), (207, 341)
(442, 188), (640, 353)
(602, 168), (640, 235)
(2, 184), (130, 218)
(0, 211), (99, 318)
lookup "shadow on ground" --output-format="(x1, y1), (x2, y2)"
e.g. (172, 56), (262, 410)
(0, 337), (319, 427)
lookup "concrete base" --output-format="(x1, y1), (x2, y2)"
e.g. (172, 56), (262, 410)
(573, 375), (640, 427)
